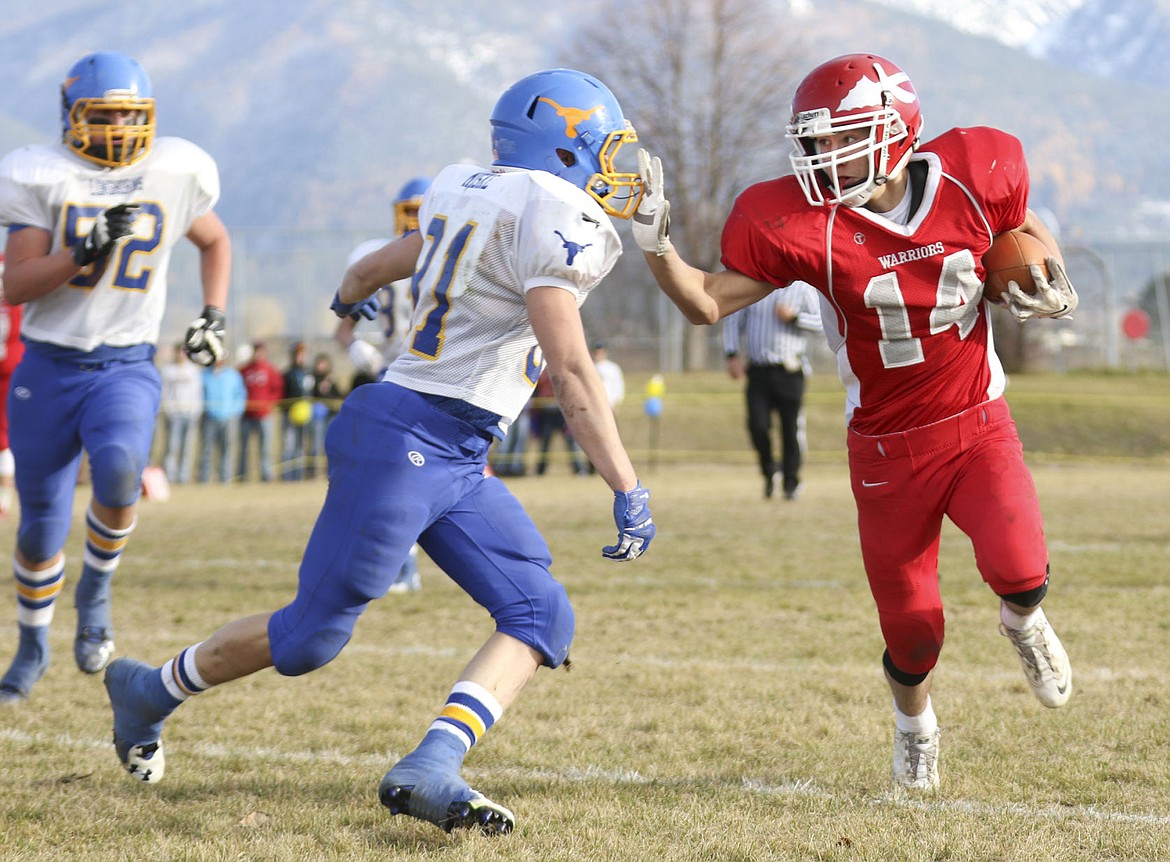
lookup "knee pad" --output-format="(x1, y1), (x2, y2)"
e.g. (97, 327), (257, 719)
(89, 441), (144, 508)
(998, 569), (1049, 608)
(883, 649), (931, 687)
(18, 517), (72, 564)
(498, 580), (575, 669)
(541, 582), (575, 668)
(268, 606), (356, 677)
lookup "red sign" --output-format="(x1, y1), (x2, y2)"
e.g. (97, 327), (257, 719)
(1122, 309), (1151, 340)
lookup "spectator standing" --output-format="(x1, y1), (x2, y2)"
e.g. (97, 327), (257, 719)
(159, 343), (203, 484)
(307, 353), (341, 479)
(280, 341), (313, 481)
(237, 341), (282, 481)
(198, 356), (245, 483)
(533, 367), (587, 476)
(723, 282), (822, 500)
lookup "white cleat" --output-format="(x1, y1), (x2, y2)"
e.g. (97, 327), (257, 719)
(1000, 609), (1072, 708)
(893, 727), (940, 792)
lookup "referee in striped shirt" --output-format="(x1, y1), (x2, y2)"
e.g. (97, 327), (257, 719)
(723, 281), (822, 500)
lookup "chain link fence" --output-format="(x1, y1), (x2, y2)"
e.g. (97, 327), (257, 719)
(162, 229), (1170, 383)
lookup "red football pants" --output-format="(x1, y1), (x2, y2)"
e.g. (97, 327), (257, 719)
(846, 397), (1049, 676)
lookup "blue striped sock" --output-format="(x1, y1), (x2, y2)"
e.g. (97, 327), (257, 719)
(427, 680), (503, 753)
(160, 643), (211, 703)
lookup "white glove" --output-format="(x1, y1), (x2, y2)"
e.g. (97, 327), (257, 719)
(1004, 257), (1078, 322)
(631, 148), (672, 256)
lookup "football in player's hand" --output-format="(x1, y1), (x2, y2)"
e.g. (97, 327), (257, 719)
(981, 230), (1049, 303)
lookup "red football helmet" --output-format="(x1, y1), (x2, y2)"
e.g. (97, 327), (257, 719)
(786, 53), (923, 207)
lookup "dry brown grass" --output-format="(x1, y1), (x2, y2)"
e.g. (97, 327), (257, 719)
(1, 372), (1168, 861)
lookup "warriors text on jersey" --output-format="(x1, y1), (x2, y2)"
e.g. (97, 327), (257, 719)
(721, 127), (1028, 436)
(0, 139), (219, 351)
(384, 163), (622, 426)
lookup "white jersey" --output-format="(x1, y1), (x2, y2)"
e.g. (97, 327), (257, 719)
(345, 237), (414, 373)
(385, 164), (621, 424)
(0, 138), (219, 351)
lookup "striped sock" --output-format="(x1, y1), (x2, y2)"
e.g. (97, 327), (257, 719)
(160, 643), (212, 703)
(427, 680), (504, 753)
(14, 556), (66, 626)
(76, 508), (135, 629)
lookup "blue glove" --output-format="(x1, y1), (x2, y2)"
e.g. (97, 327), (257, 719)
(331, 289), (380, 321)
(602, 482), (655, 561)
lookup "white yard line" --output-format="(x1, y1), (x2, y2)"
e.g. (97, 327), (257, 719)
(3, 726), (1167, 827)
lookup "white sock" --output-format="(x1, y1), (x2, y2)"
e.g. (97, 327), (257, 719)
(894, 696), (937, 735)
(1001, 603), (1043, 631)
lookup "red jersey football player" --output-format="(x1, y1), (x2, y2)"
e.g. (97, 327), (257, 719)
(0, 253), (23, 516)
(633, 53), (1078, 792)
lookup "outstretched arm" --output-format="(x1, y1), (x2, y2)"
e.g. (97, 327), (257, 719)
(633, 148), (773, 325)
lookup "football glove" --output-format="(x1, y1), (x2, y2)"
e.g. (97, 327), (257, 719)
(183, 305), (226, 367)
(72, 203), (139, 267)
(602, 482), (655, 561)
(1005, 257), (1078, 321)
(330, 289), (380, 321)
(631, 148), (672, 256)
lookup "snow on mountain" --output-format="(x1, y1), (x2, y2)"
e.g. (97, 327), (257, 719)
(865, 0), (1085, 47)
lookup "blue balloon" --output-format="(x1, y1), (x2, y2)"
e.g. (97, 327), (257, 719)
(312, 401), (329, 421)
(644, 395), (663, 418)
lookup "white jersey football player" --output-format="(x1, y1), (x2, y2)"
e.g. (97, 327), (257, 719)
(0, 51), (231, 705)
(104, 68), (654, 836)
(336, 176), (432, 385)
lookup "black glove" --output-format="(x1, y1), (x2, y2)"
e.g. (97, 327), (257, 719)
(183, 305), (226, 367)
(72, 203), (139, 267)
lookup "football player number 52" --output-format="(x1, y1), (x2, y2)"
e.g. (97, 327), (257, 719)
(65, 202), (163, 291)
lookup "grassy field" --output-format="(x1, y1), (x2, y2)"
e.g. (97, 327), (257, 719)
(1, 372), (1168, 861)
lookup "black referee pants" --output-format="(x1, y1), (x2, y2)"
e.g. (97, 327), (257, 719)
(744, 364), (805, 493)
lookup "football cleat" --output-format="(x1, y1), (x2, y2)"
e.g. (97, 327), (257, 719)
(104, 658), (168, 783)
(1000, 609), (1072, 708)
(75, 626), (115, 674)
(378, 733), (514, 835)
(380, 783), (515, 835)
(113, 738), (166, 784)
(0, 625), (51, 703)
(893, 727), (940, 792)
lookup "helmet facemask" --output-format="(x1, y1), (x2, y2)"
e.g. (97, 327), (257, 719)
(575, 124), (643, 219)
(788, 99), (911, 207)
(64, 93), (155, 169)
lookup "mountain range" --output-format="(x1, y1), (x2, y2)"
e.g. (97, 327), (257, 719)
(1, 0), (1165, 233)
(0, 0), (1164, 346)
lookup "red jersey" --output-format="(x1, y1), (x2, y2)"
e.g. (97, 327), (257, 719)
(0, 298), (23, 377)
(721, 127), (1028, 435)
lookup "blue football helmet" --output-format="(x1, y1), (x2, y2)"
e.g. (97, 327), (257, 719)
(490, 68), (642, 219)
(393, 176), (431, 236)
(60, 51), (155, 169)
